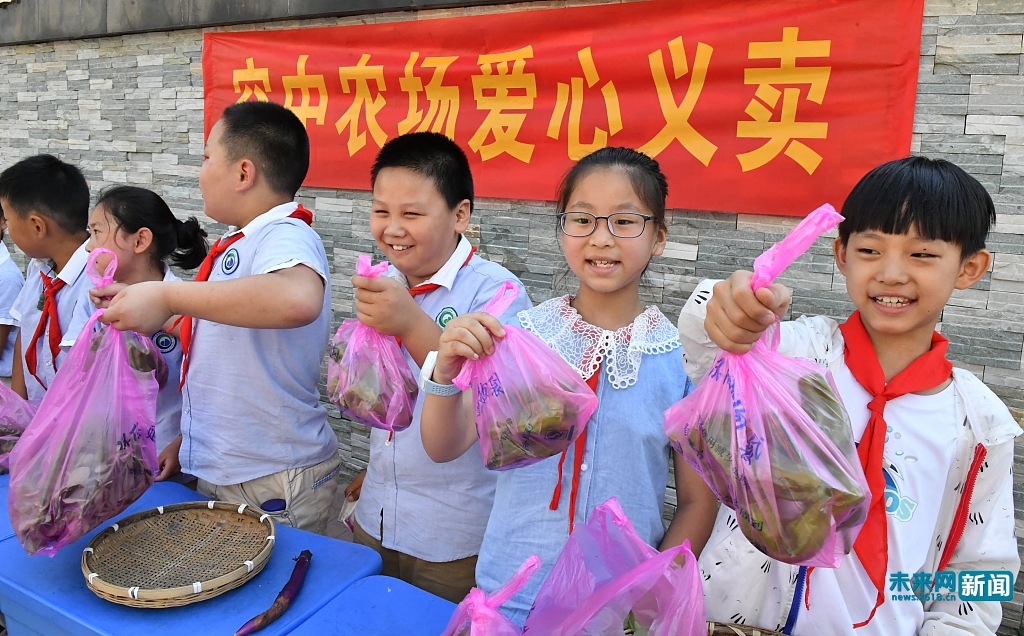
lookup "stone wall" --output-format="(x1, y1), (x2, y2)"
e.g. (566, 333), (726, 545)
(1, 0), (1024, 631)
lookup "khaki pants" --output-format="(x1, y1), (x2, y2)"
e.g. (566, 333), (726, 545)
(197, 454), (340, 535)
(353, 519), (477, 604)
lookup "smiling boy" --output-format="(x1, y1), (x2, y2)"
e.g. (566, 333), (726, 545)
(678, 157), (1021, 635)
(344, 132), (531, 603)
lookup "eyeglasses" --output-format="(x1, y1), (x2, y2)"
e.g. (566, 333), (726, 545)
(557, 212), (656, 238)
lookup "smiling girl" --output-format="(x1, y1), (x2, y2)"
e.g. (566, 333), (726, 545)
(86, 186), (207, 480)
(419, 147), (718, 623)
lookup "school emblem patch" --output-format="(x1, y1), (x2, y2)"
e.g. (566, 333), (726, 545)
(153, 332), (176, 353)
(436, 307), (458, 327)
(221, 248), (240, 275)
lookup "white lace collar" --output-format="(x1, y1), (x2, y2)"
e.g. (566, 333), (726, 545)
(518, 295), (680, 389)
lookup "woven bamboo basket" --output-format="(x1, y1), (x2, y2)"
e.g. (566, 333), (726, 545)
(707, 622), (786, 636)
(81, 500), (276, 608)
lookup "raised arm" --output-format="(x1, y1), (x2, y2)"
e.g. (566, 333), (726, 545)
(96, 265), (325, 335)
(419, 312), (505, 463)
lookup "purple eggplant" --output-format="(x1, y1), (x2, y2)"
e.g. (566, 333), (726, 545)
(234, 550), (312, 636)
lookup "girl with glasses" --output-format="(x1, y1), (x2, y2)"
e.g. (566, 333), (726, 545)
(419, 147), (718, 624)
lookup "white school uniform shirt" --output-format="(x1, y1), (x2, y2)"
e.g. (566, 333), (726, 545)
(9, 242), (95, 401)
(354, 235), (533, 562)
(179, 201), (338, 486)
(0, 242), (25, 377)
(679, 279), (1022, 636)
(151, 267), (183, 454)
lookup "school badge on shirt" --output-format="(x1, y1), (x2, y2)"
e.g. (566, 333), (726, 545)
(221, 248), (240, 275)
(436, 307), (458, 327)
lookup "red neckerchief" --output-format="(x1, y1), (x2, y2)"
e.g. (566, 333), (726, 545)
(837, 311), (952, 628)
(549, 366), (599, 534)
(178, 205), (313, 389)
(406, 246), (476, 297)
(25, 271), (67, 387)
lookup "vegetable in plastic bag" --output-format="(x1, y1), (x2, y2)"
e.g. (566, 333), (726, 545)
(663, 204), (869, 567)
(452, 282), (598, 470)
(523, 498), (705, 636)
(8, 249), (160, 556)
(327, 254), (418, 432)
(0, 382), (38, 475)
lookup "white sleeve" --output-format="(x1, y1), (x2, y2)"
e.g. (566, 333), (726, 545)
(9, 261), (37, 323)
(677, 279), (844, 383)
(251, 221), (329, 282)
(60, 281), (98, 348)
(0, 266), (25, 326)
(919, 439), (1019, 636)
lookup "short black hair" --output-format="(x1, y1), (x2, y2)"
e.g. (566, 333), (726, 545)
(556, 147), (668, 229)
(96, 186), (209, 270)
(0, 154), (89, 234)
(219, 101), (310, 197)
(370, 132), (474, 212)
(839, 156), (995, 257)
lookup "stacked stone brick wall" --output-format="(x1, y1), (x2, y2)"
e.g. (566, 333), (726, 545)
(1, 0), (1023, 630)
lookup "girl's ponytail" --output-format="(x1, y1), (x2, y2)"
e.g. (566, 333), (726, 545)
(95, 186), (209, 271)
(171, 216), (208, 270)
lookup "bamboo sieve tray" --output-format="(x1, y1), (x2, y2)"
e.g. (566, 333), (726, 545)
(82, 500), (276, 608)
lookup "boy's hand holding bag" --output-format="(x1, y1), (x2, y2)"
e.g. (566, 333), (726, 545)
(327, 254), (418, 433)
(664, 204), (870, 567)
(452, 282), (598, 470)
(8, 249), (161, 556)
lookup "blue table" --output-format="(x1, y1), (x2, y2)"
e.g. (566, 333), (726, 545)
(0, 474), (12, 542)
(0, 482), (382, 636)
(290, 576), (456, 636)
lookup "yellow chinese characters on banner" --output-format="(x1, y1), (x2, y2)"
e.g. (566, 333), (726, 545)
(737, 27), (832, 174)
(207, 0), (920, 217)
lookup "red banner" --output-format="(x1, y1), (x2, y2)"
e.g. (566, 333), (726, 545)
(202, 0), (923, 217)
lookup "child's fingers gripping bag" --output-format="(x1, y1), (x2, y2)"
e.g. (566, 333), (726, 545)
(8, 249), (162, 556)
(327, 254), (417, 432)
(522, 498), (705, 636)
(452, 282), (598, 470)
(0, 383), (38, 474)
(442, 555), (541, 636)
(664, 204), (869, 568)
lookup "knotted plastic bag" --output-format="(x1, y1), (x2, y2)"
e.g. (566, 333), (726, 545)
(442, 555), (541, 636)
(0, 383), (37, 474)
(523, 498), (705, 636)
(8, 248), (162, 556)
(664, 204), (869, 567)
(327, 254), (418, 432)
(452, 282), (598, 470)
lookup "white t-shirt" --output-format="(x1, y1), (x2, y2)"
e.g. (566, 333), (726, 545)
(355, 235), (533, 562)
(0, 242), (25, 377)
(152, 267), (183, 454)
(798, 365), (959, 635)
(179, 202), (338, 485)
(9, 242), (95, 400)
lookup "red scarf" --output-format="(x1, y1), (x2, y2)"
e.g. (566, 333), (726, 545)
(838, 311), (952, 628)
(406, 246), (476, 297)
(549, 367), (599, 534)
(25, 271), (67, 387)
(178, 205), (313, 389)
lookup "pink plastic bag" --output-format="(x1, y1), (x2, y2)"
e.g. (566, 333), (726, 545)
(8, 249), (161, 556)
(442, 555), (541, 636)
(0, 383), (37, 474)
(327, 254), (417, 432)
(664, 204), (869, 567)
(523, 498), (705, 636)
(452, 282), (598, 470)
